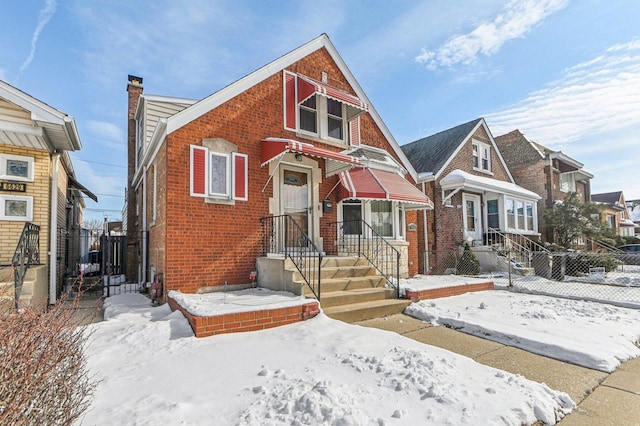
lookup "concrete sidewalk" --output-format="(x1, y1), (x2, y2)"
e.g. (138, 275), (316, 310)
(356, 314), (640, 426)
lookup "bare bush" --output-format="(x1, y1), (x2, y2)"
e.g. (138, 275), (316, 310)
(0, 289), (97, 425)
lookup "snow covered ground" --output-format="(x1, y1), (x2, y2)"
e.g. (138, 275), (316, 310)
(81, 294), (575, 425)
(405, 290), (640, 372)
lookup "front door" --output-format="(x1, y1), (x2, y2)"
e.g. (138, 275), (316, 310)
(463, 193), (482, 243)
(280, 166), (313, 246)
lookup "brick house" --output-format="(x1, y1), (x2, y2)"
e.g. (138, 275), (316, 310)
(401, 118), (541, 273)
(126, 34), (433, 302)
(592, 191), (636, 238)
(0, 79), (96, 306)
(494, 129), (593, 244)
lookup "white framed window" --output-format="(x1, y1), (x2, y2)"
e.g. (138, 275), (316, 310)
(340, 200), (405, 239)
(0, 154), (34, 182)
(371, 200), (393, 237)
(209, 151), (231, 198)
(297, 94), (347, 143)
(0, 194), (33, 221)
(472, 140), (491, 173)
(559, 172), (575, 193)
(505, 197), (537, 232)
(190, 145), (248, 201)
(135, 116), (145, 168)
(606, 214), (616, 228)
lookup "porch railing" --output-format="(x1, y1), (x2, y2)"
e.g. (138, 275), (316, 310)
(327, 220), (401, 298)
(485, 228), (549, 269)
(260, 215), (322, 300)
(11, 223), (41, 308)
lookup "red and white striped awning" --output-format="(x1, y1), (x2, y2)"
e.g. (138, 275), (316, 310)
(338, 168), (434, 210)
(260, 138), (362, 169)
(297, 75), (369, 112)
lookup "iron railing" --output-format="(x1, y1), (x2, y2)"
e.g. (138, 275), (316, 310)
(485, 228), (549, 269)
(327, 220), (401, 298)
(260, 215), (322, 300)
(11, 223), (40, 308)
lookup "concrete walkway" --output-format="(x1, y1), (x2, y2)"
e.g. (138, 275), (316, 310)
(356, 313), (640, 426)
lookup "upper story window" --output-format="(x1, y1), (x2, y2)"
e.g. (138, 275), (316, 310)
(472, 140), (491, 173)
(284, 71), (368, 146)
(0, 153), (34, 182)
(135, 115), (145, 167)
(559, 172), (576, 193)
(297, 94), (346, 143)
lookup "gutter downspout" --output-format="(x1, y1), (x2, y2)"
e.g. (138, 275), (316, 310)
(49, 153), (60, 304)
(422, 181), (430, 273)
(141, 165), (148, 286)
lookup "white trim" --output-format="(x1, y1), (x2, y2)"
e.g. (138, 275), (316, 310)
(151, 166), (157, 223)
(441, 169), (541, 201)
(462, 193), (482, 242)
(0, 194), (33, 221)
(0, 153), (35, 182)
(157, 34), (420, 182)
(208, 151), (231, 198)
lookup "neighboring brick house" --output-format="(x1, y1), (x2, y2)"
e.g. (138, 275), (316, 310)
(401, 118), (540, 272)
(126, 34), (433, 297)
(0, 80), (96, 305)
(592, 191), (636, 238)
(495, 129), (593, 243)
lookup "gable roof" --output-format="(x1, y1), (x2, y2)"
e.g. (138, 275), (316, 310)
(140, 33), (418, 180)
(401, 117), (514, 183)
(0, 79), (82, 152)
(592, 191), (623, 205)
(401, 118), (482, 176)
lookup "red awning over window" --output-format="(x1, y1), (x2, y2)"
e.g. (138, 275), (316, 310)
(297, 75), (369, 112)
(338, 168), (434, 210)
(260, 138), (362, 168)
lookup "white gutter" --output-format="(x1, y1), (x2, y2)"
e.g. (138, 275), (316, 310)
(49, 153), (60, 304)
(422, 181), (430, 272)
(141, 165), (148, 285)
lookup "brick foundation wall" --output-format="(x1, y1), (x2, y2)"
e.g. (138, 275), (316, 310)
(167, 295), (320, 338)
(405, 281), (494, 301)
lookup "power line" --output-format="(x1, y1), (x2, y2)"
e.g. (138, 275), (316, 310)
(70, 156), (127, 169)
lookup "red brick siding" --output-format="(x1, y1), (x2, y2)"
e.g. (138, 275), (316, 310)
(405, 281), (494, 301)
(167, 296), (320, 338)
(150, 47), (421, 293)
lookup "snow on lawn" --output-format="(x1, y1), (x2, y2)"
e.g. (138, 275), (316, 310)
(405, 290), (640, 373)
(80, 294), (574, 425)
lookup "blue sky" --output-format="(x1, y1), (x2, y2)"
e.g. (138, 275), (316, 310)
(2, 0), (639, 223)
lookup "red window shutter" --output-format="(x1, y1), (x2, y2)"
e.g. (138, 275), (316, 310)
(284, 71), (297, 131)
(190, 145), (208, 197)
(232, 152), (248, 201)
(349, 116), (361, 146)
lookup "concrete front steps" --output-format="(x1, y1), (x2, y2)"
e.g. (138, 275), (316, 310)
(296, 256), (410, 323)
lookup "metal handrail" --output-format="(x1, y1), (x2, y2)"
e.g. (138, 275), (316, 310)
(486, 228), (548, 268)
(328, 220), (401, 298)
(583, 237), (624, 253)
(11, 223), (41, 309)
(260, 215), (322, 300)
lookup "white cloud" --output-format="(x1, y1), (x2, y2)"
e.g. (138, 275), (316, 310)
(84, 120), (125, 151)
(486, 39), (640, 145)
(416, 0), (569, 70)
(20, 0), (57, 72)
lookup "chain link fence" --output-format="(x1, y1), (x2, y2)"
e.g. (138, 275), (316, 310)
(422, 249), (640, 308)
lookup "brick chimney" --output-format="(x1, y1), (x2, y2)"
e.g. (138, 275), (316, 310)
(126, 75), (143, 282)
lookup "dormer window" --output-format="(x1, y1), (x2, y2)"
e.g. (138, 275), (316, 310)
(284, 71), (368, 146)
(472, 140), (491, 173)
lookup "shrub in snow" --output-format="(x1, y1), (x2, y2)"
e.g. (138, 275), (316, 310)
(457, 243), (480, 275)
(0, 288), (97, 425)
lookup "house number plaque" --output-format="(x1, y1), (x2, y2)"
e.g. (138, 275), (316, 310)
(0, 182), (27, 192)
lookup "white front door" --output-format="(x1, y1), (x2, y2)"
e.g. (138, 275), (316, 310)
(280, 166), (313, 245)
(463, 193), (483, 243)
